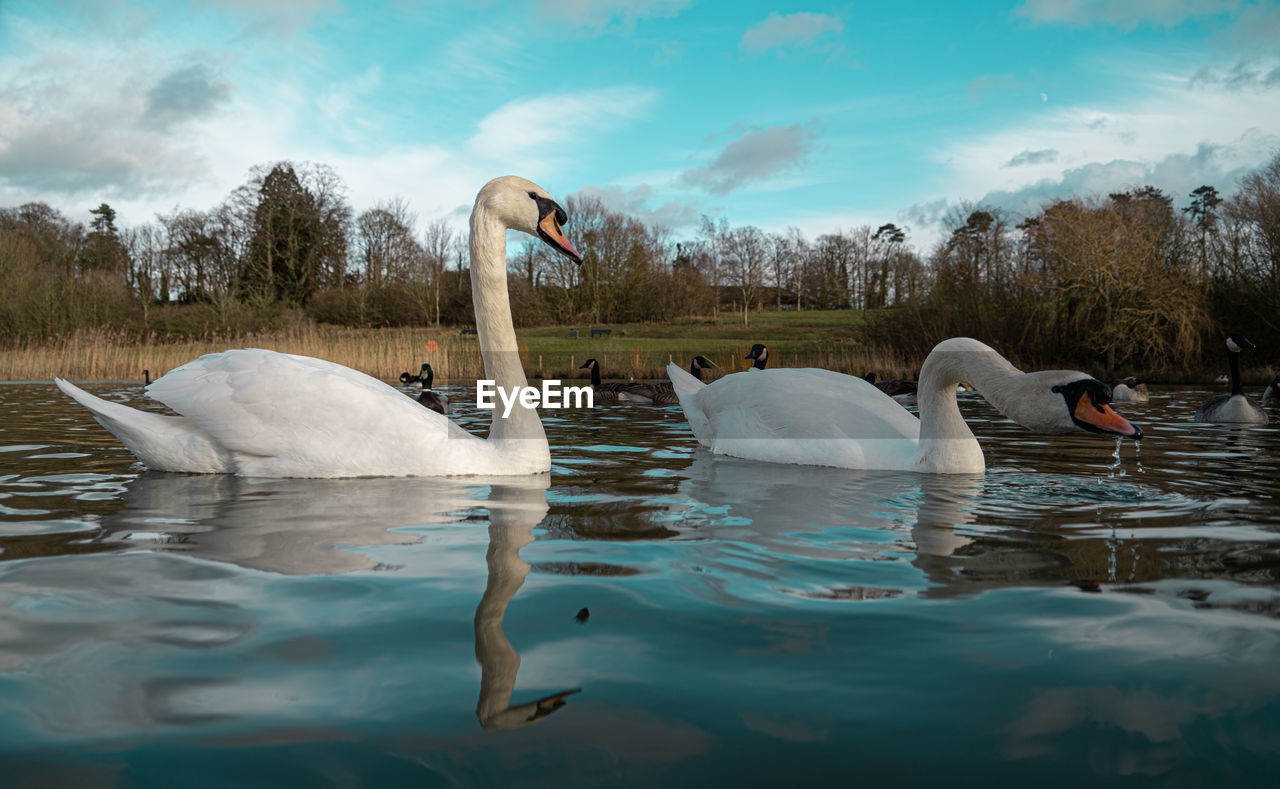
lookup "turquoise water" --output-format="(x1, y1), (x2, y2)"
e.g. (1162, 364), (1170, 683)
(2, 381), (1279, 786)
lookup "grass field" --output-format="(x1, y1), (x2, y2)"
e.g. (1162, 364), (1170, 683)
(0, 310), (921, 382)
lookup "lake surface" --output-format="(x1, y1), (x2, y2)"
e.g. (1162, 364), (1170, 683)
(2, 379), (1279, 787)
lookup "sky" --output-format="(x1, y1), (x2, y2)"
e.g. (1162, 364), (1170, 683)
(1, 0), (1279, 249)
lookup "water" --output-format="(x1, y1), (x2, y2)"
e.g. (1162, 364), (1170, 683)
(2, 381), (1279, 786)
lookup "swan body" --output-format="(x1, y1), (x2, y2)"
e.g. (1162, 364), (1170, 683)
(668, 337), (1139, 474)
(1195, 334), (1267, 424)
(1111, 377), (1148, 403)
(56, 176), (582, 477)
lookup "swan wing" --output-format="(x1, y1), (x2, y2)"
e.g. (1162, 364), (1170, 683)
(54, 379), (234, 473)
(147, 349), (484, 477)
(689, 368), (922, 470)
(667, 362), (710, 445)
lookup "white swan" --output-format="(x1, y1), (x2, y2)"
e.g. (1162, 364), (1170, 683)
(1111, 377), (1148, 403)
(666, 337), (1141, 474)
(55, 176), (582, 478)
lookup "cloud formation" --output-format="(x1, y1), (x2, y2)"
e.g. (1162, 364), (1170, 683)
(537, 0), (690, 32)
(1189, 58), (1280, 90)
(740, 12), (843, 54)
(573, 183), (701, 228)
(681, 122), (818, 194)
(144, 64), (235, 130)
(1014, 0), (1239, 30)
(465, 86), (656, 162)
(1005, 148), (1060, 167)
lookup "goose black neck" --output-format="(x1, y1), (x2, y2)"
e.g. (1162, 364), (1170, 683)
(1228, 348), (1243, 395)
(690, 360), (702, 381)
(590, 365), (601, 388)
(752, 358), (766, 370)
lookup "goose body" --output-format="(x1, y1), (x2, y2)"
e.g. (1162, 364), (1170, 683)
(578, 358), (630, 403)
(1195, 334), (1267, 424)
(56, 176), (582, 477)
(1111, 377), (1149, 403)
(1262, 374), (1280, 405)
(618, 355), (716, 405)
(864, 371), (918, 403)
(667, 337), (1139, 474)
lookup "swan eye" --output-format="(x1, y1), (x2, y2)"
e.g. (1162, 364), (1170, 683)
(527, 191), (538, 199)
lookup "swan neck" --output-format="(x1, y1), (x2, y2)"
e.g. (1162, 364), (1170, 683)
(913, 339), (1022, 472)
(470, 204), (543, 444)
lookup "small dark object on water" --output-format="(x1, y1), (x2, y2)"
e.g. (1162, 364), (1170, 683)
(574, 607), (590, 623)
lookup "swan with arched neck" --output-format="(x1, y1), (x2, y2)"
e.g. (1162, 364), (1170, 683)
(55, 177), (581, 477)
(667, 337), (1140, 474)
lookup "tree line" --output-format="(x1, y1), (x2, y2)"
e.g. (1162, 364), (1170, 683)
(2, 153), (1278, 373)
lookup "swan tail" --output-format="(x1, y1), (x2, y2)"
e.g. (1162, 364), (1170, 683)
(667, 363), (711, 447)
(55, 378), (233, 473)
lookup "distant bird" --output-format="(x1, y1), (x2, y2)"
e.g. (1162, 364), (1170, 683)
(1111, 377), (1149, 403)
(574, 607), (590, 623)
(400, 363), (429, 385)
(745, 344), (769, 370)
(413, 363), (451, 415)
(1194, 333), (1267, 424)
(579, 358), (630, 403)
(1263, 373), (1280, 405)
(864, 371), (918, 401)
(143, 369), (151, 386)
(619, 355), (717, 405)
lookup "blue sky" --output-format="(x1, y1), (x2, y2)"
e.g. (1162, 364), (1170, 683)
(2, 0), (1278, 248)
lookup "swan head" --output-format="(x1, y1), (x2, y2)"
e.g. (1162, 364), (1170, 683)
(1226, 333), (1255, 353)
(1046, 377), (1142, 439)
(1115, 376), (1142, 388)
(475, 176), (581, 263)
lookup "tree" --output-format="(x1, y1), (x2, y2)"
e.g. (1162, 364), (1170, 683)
(79, 203), (129, 275)
(238, 162), (351, 307)
(723, 225), (767, 326)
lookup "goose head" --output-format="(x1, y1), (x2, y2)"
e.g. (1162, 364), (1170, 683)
(579, 358), (600, 371)
(745, 344), (768, 369)
(1226, 333), (1255, 353)
(691, 355), (717, 372)
(1036, 376), (1141, 438)
(475, 176), (582, 263)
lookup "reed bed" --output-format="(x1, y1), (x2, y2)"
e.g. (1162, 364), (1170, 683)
(0, 326), (922, 383)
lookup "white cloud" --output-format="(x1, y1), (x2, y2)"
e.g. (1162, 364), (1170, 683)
(1014, 0), (1241, 29)
(739, 12), (843, 54)
(572, 182), (701, 228)
(465, 86), (657, 162)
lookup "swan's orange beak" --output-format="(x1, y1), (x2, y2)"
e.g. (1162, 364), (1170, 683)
(1075, 392), (1142, 438)
(538, 211), (582, 263)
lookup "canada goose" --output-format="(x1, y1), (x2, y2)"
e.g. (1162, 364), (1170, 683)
(618, 355), (717, 405)
(745, 344), (769, 370)
(1194, 333), (1268, 424)
(863, 371), (918, 400)
(412, 363), (451, 415)
(1111, 377), (1148, 403)
(666, 337), (1140, 473)
(1264, 373), (1280, 405)
(578, 358), (630, 403)
(55, 176), (582, 477)
(143, 370), (151, 386)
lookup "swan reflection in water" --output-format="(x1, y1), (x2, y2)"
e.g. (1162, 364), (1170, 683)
(669, 452), (987, 597)
(99, 472), (579, 731)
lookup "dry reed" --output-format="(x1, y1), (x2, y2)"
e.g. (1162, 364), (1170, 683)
(1, 327), (922, 383)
